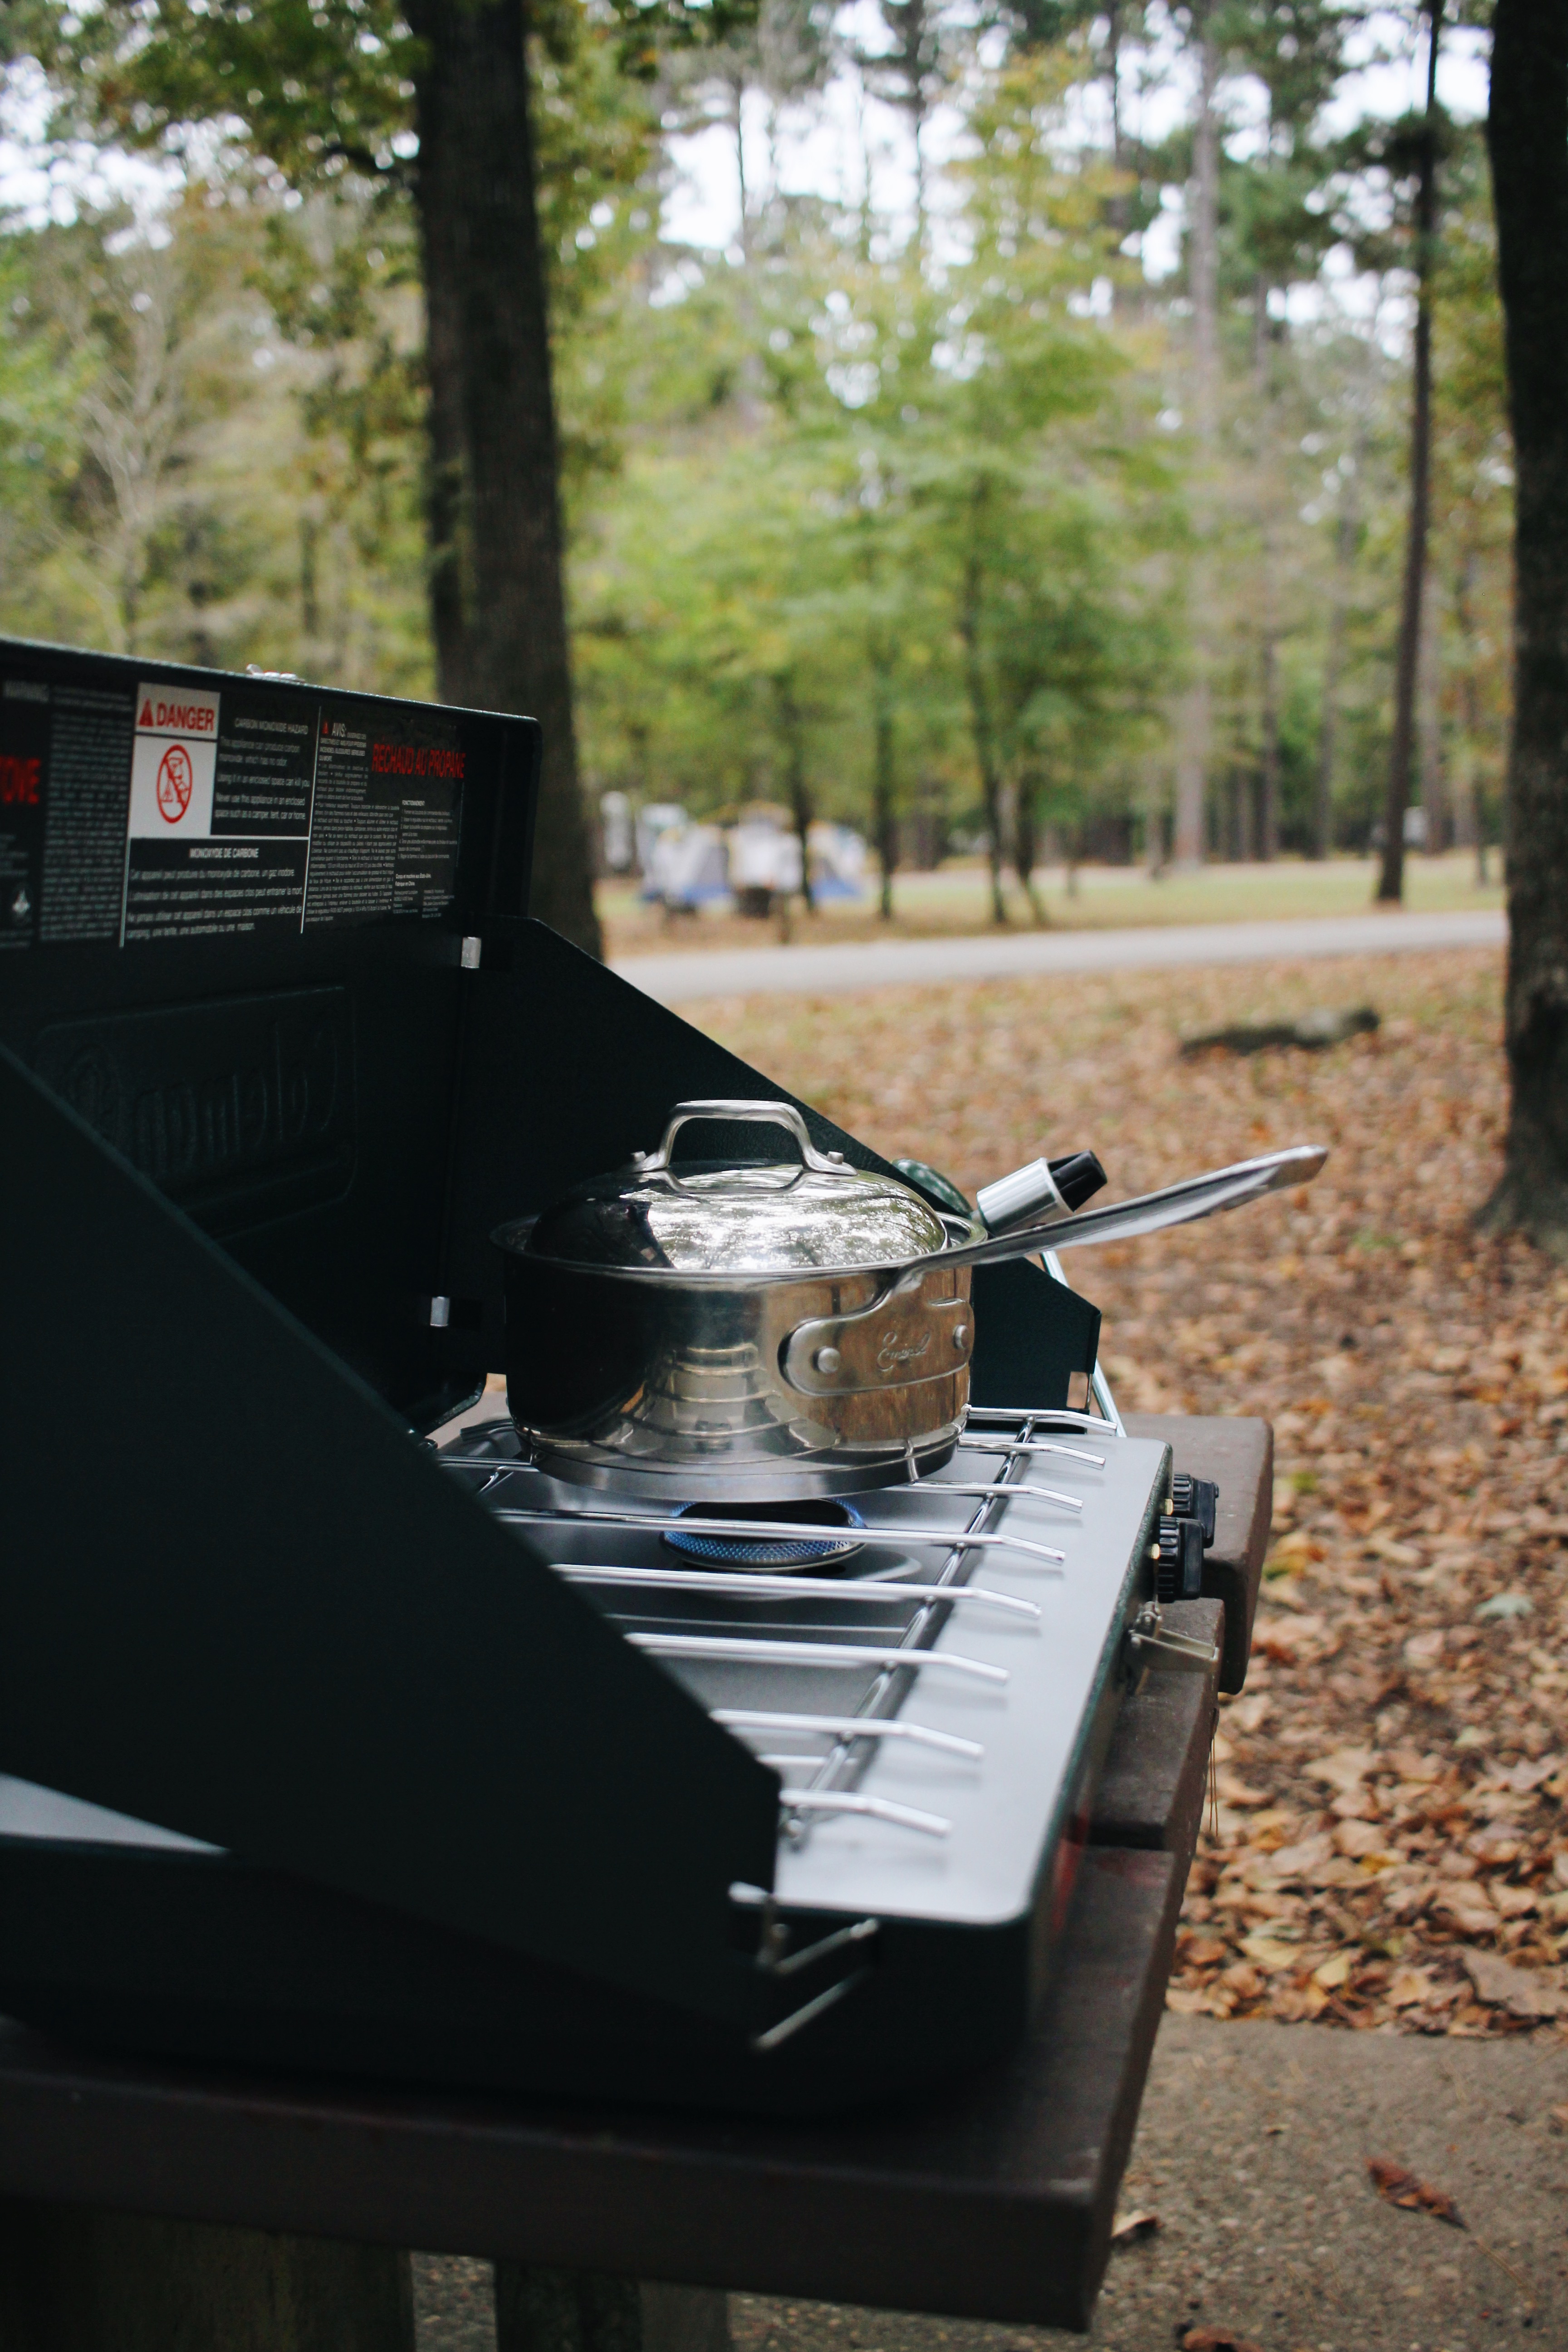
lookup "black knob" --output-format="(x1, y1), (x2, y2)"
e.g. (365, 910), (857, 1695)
(1048, 1150), (1107, 1212)
(1153, 1514), (1205, 1602)
(1170, 1473), (1218, 1548)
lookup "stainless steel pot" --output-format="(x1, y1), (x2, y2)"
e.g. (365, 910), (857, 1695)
(492, 1099), (1326, 1499)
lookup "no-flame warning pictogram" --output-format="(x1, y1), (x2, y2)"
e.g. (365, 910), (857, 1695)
(156, 743), (194, 824)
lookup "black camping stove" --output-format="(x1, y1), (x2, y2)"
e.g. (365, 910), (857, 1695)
(0, 1402), (1169, 2110)
(0, 635), (1178, 2116)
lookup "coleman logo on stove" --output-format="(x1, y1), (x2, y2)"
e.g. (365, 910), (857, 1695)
(35, 988), (355, 1222)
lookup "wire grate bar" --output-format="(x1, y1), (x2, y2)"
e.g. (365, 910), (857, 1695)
(557, 1563), (1038, 1617)
(781, 1790), (951, 1838)
(494, 1505), (1064, 1567)
(710, 1710), (984, 1759)
(628, 1633), (1008, 1683)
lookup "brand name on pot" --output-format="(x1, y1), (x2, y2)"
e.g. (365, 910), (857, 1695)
(876, 1328), (932, 1371)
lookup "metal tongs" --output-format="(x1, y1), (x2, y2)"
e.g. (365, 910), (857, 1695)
(892, 1142), (1328, 1283)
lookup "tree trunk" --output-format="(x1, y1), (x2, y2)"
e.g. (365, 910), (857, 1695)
(958, 532), (1007, 926)
(1377, 0), (1442, 906)
(1259, 628), (1280, 859)
(408, 0), (602, 955)
(1417, 564), (1446, 851)
(1451, 545), (1483, 863)
(1105, 0), (1128, 300)
(1231, 760), (1253, 861)
(871, 690), (897, 921)
(1174, 5), (1218, 867)
(1012, 784), (1047, 925)
(1314, 453), (1357, 858)
(421, 246), (473, 707)
(1252, 274), (1280, 861)
(860, 511), (899, 921)
(774, 672), (815, 914)
(729, 68), (750, 259)
(1479, 0), (1568, 1242)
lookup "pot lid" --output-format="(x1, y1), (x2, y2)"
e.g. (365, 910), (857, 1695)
(510, 1099), (950, 1276)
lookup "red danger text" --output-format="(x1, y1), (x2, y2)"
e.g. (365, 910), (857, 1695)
(0, 755), (40, 806)
(371, 740), (465, 781)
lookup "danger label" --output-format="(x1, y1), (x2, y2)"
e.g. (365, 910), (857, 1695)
(127, 679), (219, 840)
(137, 691), (218, 737)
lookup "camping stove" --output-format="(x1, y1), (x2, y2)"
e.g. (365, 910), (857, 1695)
(0, 635), (1189, 2115)
(0, 1402), (1173, 2109)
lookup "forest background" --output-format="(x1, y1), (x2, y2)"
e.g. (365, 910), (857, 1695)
(0, 0), (1514, 910)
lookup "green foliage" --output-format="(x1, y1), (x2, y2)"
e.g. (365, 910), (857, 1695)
(0, 0), (1516, 885)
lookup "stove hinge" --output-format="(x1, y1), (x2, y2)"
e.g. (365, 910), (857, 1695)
(741, 1902), (881, 2052)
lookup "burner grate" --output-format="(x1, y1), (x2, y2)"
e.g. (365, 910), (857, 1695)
(440, 1400), (1132, 1855)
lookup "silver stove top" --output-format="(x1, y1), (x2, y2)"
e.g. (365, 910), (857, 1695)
(440, 1406), (1170, 1932)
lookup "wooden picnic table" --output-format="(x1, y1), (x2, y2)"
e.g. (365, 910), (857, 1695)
(0, 1416), (1269, 2352)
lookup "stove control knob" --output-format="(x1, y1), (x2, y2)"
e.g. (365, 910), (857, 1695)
(1169, 1474), (1219, 1547)
(814, 1346), (843, 1376)
(1152, 1514), (1205, 1602)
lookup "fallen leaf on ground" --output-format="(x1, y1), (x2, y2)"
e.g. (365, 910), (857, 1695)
(1368, 2156), (1466, 2227)
(1332, 1818), (1396, 1861)
(1431, 1886), (1501, 1936)
(1216, 1769), (1275, 1808)
(1549, 2102), (1568, 2135)
(1460, 1947), (1568, 2019)
(1108, 2208), (1159, 2245)
(1238, 1933), (1299, 1973)
(1181, 2331), (1265, 2352)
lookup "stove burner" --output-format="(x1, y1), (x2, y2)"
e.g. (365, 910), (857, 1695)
(665, 1497), (866, 1569)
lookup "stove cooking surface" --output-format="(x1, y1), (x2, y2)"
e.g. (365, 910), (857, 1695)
(440, 1411), (1167, 1930)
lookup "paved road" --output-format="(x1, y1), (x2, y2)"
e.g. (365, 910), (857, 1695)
(612, 907), (1505, 1005)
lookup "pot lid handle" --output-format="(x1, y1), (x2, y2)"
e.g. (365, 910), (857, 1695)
(636, 1098), (848, 1186)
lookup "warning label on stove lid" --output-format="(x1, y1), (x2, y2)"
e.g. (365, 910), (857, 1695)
(0, 656), (470, 950)
(128, 683), (221, 842)
(303, 706), (464, 930)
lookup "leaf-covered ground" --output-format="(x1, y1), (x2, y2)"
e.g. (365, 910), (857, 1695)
(698, 946), (1568, 2038)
